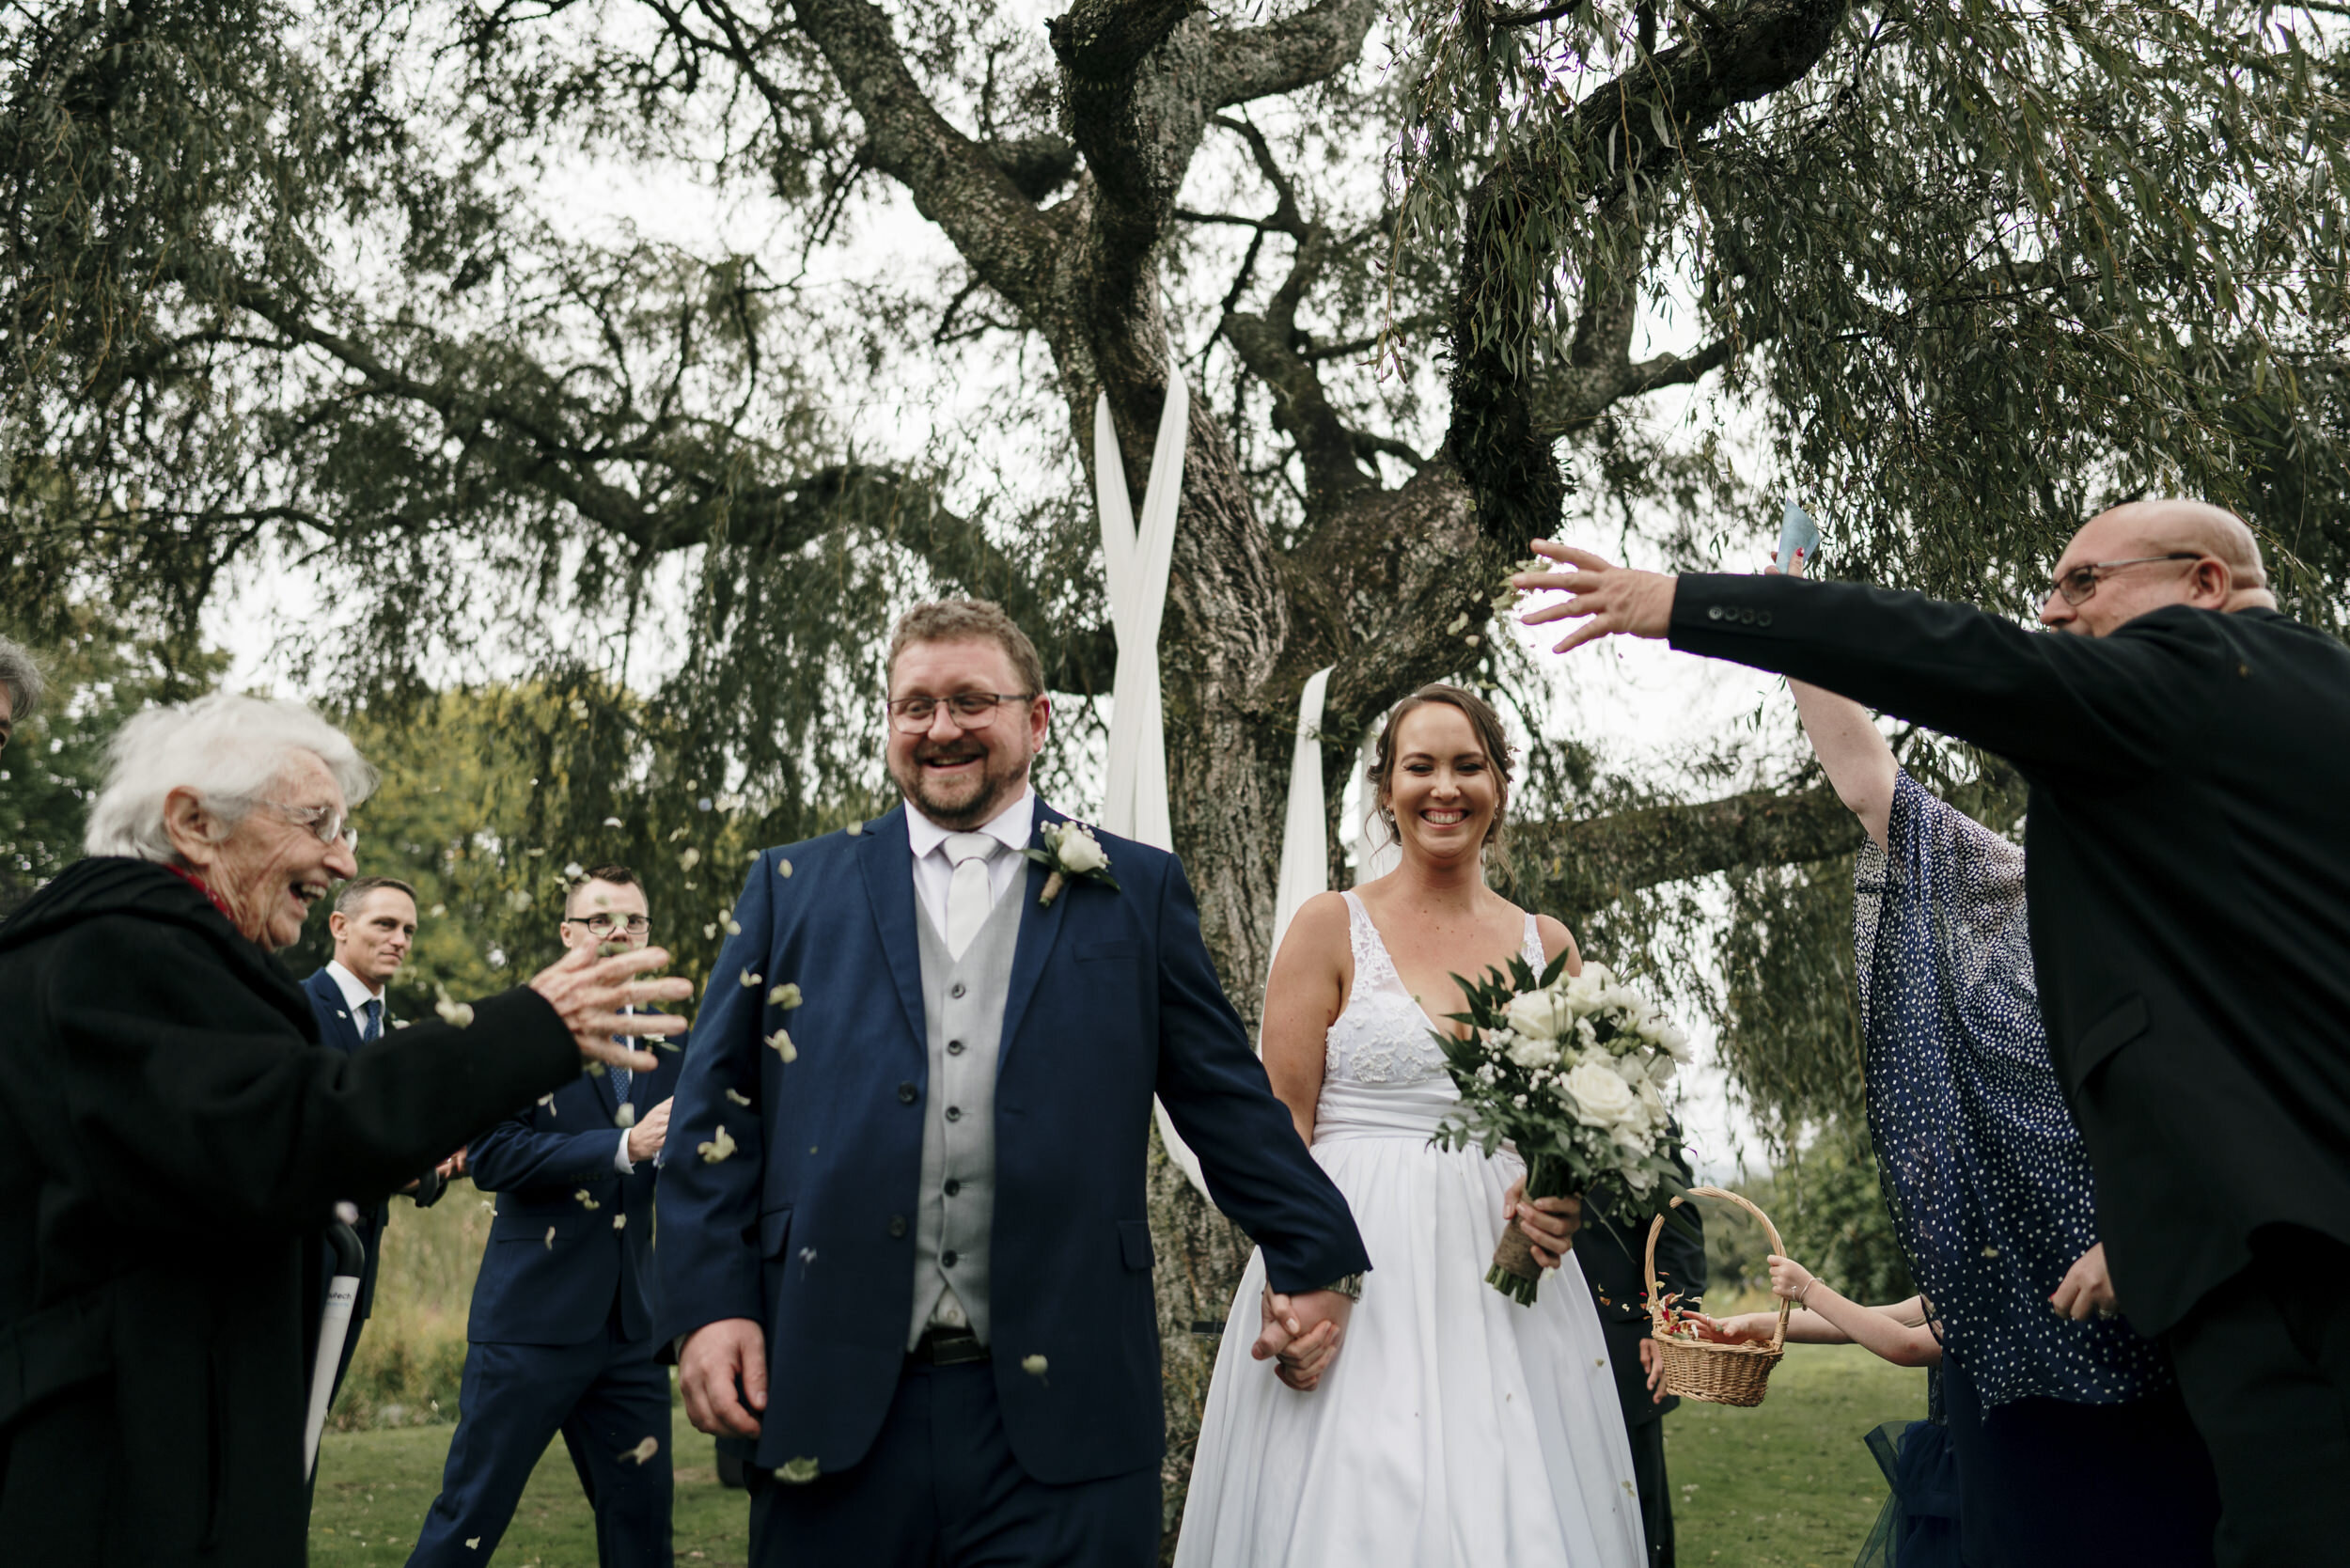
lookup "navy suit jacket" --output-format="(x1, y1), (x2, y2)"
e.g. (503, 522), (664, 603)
(656, 801), (1370, 1485)
(465, 1025), (682, 1347)
(302, 967), (446, 1327)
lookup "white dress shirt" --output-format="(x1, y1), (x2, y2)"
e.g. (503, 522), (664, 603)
(323, 959), (384, 1022)
(905, 788), (1035, 933)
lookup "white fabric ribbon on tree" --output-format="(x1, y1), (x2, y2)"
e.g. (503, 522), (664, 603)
(1092, 365), (1202, 1192)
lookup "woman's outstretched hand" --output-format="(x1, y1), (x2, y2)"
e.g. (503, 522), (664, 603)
(1687, 1311), (1778, 1344)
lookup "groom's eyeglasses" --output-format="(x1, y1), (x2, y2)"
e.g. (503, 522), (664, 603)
(2048, 553), (2200, 606)
(885, 692), (1037, 732)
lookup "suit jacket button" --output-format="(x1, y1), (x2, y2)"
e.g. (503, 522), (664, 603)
(944, 1178), (962, 1197)
(942, 1249), (959, 1268)
(898, 1081), (917, 1104)
(945, 1105), (963, 1123)
(947, 1039), (965, 1056)
(1706, 604), (1723, 621)
(1758, 610), (1774, 627)
(888, 1215), (908, 1239)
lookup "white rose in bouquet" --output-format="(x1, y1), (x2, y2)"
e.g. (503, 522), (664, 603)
(1502, 987), (1573, 1041)
(1561, 1058), (1639, 1131)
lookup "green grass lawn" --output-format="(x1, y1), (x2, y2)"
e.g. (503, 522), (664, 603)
(310, 1341), (1919, 1565)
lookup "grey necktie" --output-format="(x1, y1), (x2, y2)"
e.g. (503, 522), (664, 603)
(612, 1064), (633, 1104)
(360, 997), (382, 1043)
(943, 833), (1000, 959)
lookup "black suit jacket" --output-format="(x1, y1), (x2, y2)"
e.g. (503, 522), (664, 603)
(0, 857), (579, 1566)
(301, 968), (446, 1332)
(1580, 1176), (1706, 1425)
(1672, 575), (2350, 1334)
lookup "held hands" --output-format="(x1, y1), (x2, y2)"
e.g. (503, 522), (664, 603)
(626, 1097), (673, 1164)
(680, 1318), (767, 1438)
(1252, 1286), (1353, 1392)
(1503, 1175), (1581, 1269)
(1512, 541), (1679, 653)
(2050, 1242), (2119, 1321)
(526, 942), (693, 1073)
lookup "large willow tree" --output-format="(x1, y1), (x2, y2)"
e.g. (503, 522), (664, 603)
(7, 0), (2347, 1534)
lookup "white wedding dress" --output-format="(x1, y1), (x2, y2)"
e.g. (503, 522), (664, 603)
(1176, 892), (1646, 1568)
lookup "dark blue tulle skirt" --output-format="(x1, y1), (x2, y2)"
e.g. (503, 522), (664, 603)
(1854, 1415), (1964, 1568)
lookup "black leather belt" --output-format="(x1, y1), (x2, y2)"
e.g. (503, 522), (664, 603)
(909, 1325), (988, 1367)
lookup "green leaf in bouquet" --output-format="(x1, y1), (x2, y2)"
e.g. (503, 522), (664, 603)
(1538, 947), (1573, 989)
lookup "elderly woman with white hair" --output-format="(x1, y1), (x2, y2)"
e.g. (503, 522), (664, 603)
(0, 693), (693, 1568)
(0, 632), (40, 756)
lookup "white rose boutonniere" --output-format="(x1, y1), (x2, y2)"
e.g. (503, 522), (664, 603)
(1022, 820), (1120, 908)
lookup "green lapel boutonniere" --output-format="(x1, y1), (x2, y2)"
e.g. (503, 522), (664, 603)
(1024, 820), (1120, 908)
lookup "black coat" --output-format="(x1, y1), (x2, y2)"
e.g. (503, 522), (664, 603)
(0, 858), (581, 1566)
(1672, 576), (2350, 1335)
(1580, 1179), (1706, 1426)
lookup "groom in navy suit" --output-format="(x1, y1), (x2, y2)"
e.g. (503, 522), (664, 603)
(407, 865), (683, 1567)
(660, 600), (1371, 1565)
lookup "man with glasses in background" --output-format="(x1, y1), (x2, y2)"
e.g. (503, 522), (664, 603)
(303, 874), (461, 1405)
(407, 865), (683, 1568)
(1512, 498), (2350, 1566)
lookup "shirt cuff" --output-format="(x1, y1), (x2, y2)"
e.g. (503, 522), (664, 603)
(614, 1131), (636, 1173)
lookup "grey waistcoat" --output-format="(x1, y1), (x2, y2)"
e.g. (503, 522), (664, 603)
(906, 875), (1025, 1349)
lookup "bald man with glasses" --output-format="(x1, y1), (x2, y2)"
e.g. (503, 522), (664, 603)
(1514, 499), (2350, 1566)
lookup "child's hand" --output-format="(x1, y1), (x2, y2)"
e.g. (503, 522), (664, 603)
(1766, 1254), (1817, 1303)
(1688, 1311), (1775, 1344)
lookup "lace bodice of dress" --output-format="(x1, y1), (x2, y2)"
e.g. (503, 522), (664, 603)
(1323, 890), (1544, 1088)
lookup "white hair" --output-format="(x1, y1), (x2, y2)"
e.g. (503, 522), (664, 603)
(0, 635), (40, 721)
(84, 693), (378, 863)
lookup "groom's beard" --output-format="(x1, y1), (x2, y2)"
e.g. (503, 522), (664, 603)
(892, 738), (1031, 828)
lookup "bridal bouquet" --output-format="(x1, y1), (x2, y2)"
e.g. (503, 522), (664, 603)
(1432, 952), (1694, 1305)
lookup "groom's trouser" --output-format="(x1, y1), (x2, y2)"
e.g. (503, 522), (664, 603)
(746, 1358), (1159, 1567)
(2166, 1228), (2350, 1568)
(406, 1309), (674, 1568)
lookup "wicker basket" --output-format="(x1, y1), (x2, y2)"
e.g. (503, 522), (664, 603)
(1644, 1185), (1790, 1408)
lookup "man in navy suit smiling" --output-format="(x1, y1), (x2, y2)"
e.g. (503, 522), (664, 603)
(302, 875), (456, 1402)
(660, 601), (1371, 1567)
(407, 864), (682, 1568)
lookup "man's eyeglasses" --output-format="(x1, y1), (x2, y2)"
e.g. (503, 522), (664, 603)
(885, 692), (1038, 733)
(260, 800), (359, 851)
(2048, 553), (2201, 606)
(566, 912), (650, 936)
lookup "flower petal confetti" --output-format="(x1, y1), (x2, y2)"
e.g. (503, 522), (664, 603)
(543, 1226), (556, 1250)
(776, 1457), (821, 1484)
(613, 1215), (626, 1230)
(725, 1089), (753, 1106)
(766, 1029), (797, 1062)
(1021, 1354), (1049, 1378)
(845, 822), (863, 837)
(621, 1436), (660, 1466)
(777, 859), (792, 877)
(679, 846), (701, 871)
(741, 968), (762, 988)
(697, 1124), (738, 1164)
(615, 1103), (637, 1129)
(574, 1189), (601, 1211)
(768, 982), (803, 1010)
(434, 992), (476, 1028)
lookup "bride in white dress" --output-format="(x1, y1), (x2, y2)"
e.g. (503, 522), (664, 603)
(1177, 684), (1646, 1568)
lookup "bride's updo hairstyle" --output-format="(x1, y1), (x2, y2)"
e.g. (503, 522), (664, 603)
(1367, 682), (1516, 855)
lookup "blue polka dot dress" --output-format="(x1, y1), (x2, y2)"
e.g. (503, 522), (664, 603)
(1853, 773), (2170, 1405)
